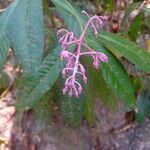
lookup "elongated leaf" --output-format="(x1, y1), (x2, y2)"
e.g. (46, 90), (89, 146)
(99, 31), (150, 72)
(17, 47), (63, 110)
(84, 57), (117, 110)
(6, 0), (44, 73)
(0, 2), (17, 71)
(33, 91), (53, 123)
(81, 59), (96, 124)
(0, 37), (9, 71)
(128, 13), (143, 41)
(0, 0), (44, 73)
(60, 94), (86, 127)
(90, 69), (117, 109)
(59, 78), (86, 127)
(121, 2), (141, 25)
(84, 84), (96, 125)
(51, 0), (85, 36)
(86, 37), (135, 108)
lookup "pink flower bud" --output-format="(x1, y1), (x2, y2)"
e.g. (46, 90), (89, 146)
(98, 52), (108, 62)
(63, 86), (68, 95)
(83, 76), (87, 83)
(69, 90), (73, 97)
(93, 61), (99, 69)
(62, 69), (66, 78)
(60, 50), (68, 60)
(78, 86), (82, 94)
(74, 89), (79, 97)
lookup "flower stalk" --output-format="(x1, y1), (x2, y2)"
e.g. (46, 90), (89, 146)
(57, 11), (108, 97)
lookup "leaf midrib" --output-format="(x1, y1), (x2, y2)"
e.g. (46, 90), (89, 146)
(52, 0), (83, 33)
(25, 0), (32, 72)
(21, 58), (62, 109)
(99, 32), (150, 71)
(102, 63), (133, 102)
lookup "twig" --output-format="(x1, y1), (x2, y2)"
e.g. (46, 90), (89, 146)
(0, 8), (6, 13)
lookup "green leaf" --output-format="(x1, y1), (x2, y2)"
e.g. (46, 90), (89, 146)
(5, 0), (44, 73)
(0, 36), (9, 71)
(60, 94), (86, 127)
(121, 2), (141, 25)
(91, 69), (117, 109)
(99, 31), (150, 72)
(84, 57), (117, 109)
(16, 47), (63, 110)
(128, 13), (143, 41)
(59, 78), (86, 127)
(86, 37), (136, 108)
(0, 2), (16, 71)
(51, 0), (85, 36)
(0, 0), (44, 73)
(136, 89), (150, 123)
(33, 91), (53, 123)
(84, 84), (96, 125)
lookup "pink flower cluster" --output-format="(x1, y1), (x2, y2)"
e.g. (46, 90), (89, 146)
(57, 11), (108, 97)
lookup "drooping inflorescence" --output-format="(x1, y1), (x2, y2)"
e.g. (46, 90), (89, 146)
(57, 11), (108, 97)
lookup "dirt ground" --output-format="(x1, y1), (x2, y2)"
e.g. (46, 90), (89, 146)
(0, 89), (150, 150)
